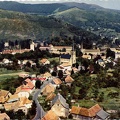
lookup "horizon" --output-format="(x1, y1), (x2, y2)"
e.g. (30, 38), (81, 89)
(0, 0), (120, 10)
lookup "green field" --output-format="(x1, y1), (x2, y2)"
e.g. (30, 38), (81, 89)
(74, 87), (120, 110)
(0, 68), (28, 81)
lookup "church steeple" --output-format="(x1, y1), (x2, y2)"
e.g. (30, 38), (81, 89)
(71, 39), (76, 65)
(30, 40), (35, 51)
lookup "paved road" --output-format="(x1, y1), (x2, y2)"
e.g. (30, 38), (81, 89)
(32, 88), (45, 120)
(32, 79), (53, 120)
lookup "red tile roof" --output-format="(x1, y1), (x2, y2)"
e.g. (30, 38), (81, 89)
(89, 104), (102, 117)
(41, 110), (59, 120)
(71, 104), (102, 117)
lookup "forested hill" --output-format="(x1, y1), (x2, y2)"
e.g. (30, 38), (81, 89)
(1, 1), (120, 40)
(0, 9), (98, 41)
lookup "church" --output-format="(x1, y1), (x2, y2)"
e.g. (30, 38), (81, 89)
(59, 42), (76, 66)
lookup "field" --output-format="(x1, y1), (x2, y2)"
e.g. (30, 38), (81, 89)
(74, 87), (120, 110)
(0, 68), (28, 81)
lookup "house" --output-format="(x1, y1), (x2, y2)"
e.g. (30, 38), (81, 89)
(41, 83), (55, 96)
(71, 104), (109, 120)
(96, 59), (105, 67)
(46, 92), (56, 101)
(22, 60), (36, 67)
(15, 85), (31, 98)
(82, 54), (91, 59)
(81, 48), (101, 56)
(19, 97), (32, 109)
(0, 113), (10, 120)
(2, 58), (12, 64)
(41, 110), (60, 120)
(14, 97), (32, 115)
(51, 77), (62, 88)
(29, 60), (36, 67)
(43, 72), (52, 79)
(4, 101), (19, 111)
(19, 73), (29, 78)
(65, 75), (74, 86)
(0, 90), (12, 103)
(70, 106), (81, 119)
(58, 63), (72, 72)
(22, 60), (28, 65)
(4, 97), (32, 115)
(0, 104), (4, 110)
(71, 106), (92, 120)
(72, 67), (79, 73)
(23, 78), (34, 91)
(57, 65), (64, 72)
(63, 69), (71, 76)
(50, 45), (72, 54)
(51, 93), (69, 118)
(88, 104), (102, 117)
(96, 109), (110, 120)
(40, 58), (50, 65)
(7, 94), (19, 103)
(38, 72), (52, 80)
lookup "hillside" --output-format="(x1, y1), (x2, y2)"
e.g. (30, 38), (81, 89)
(1, 1), (120, 40)
(0, 9), (98, 41)
(0, 9), (68, 40)
(53, 7), (120, 39)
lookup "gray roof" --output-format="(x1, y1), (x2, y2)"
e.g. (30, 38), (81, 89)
(51, 93), (69, 109)
(61, 54), (71, 59)
(97, 109), (110, 120)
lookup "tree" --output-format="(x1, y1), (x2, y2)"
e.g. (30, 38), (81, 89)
(15, 110), (26, 120)
(106, 48), (115, 59)
(71, 69), (74, 75)
(39, 66), (48, 74)
(61, 48), (66, 52)
(51, 71), (57, 76)
(28, 101), (37, 120)
(35, 80), (42, 89)
(58, 70), (63, 79)
(26, 61), (31, 68)
(97, 92), (104, 102)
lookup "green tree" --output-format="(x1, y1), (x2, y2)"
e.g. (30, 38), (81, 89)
(35, 80), (42, 89)
(106, 48), (115, 59)
(58, 70), (63, 79)
(97, 92), (104, 102)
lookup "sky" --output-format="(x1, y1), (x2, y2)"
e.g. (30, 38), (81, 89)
(1, 0), (120, 10)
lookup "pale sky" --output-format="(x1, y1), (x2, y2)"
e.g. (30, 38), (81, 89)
(1, 0), (120, 10)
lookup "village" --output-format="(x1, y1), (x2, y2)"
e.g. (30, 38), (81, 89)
(0, 40), (120, 120)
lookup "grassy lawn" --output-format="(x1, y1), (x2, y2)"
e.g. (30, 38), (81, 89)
(73, 87), (120, 110)
(48, 57), (59, 63)
(0, 68), (29, 82)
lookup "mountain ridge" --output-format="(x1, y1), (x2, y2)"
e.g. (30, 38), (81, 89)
(0, 1), (117, 15)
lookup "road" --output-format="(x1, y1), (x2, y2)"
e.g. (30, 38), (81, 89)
(32, 87), (46, 120)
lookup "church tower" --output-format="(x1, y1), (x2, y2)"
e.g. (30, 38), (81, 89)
(71, 40), (76, 65)
(30, 41), (35, 51)
(71, 50), (76, 65)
